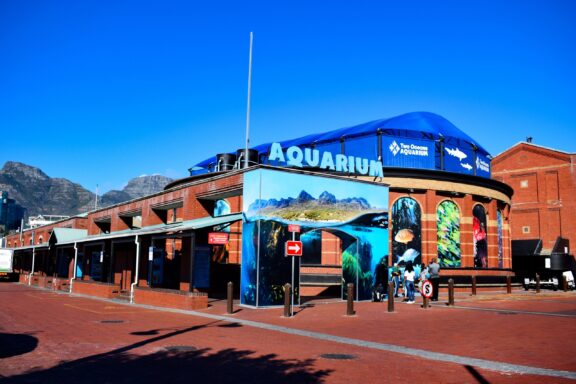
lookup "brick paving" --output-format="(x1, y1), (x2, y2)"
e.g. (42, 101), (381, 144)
(1, 283), (575, 383)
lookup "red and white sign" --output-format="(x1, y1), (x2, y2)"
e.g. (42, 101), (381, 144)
(288, 224), (301, 233)
(421, 280), (433, 298)
(285, 240), (303, 256)
(208, 232), (229, 245)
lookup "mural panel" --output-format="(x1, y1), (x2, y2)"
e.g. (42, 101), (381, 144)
(392, 197), (422, 268)
(437, 201), (461, 268)
(497, 210), (503, 268)
(473, 204), (488, 268)
(241, 169), (388, 306)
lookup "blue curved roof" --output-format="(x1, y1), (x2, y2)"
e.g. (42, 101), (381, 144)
(192, 112), (490, 173)
(277, 111), (488, 154)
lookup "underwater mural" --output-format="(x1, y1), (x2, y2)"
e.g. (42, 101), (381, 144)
(497, 210), (503, 268)
(473, 204), (488, 268)
(391, 197), (422, 269)
(437, 200), (461, 268)
(241, 169), (389, 307)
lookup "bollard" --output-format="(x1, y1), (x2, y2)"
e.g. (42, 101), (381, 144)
(536, 274), (540, 293)
(448, 278), (455, 306)
(346, 283), (355, 316)
(387, 281), (395, 313)
(506, 276), (512, 294)
(471, 275), (477, 296)
(422, 295), (429, 309)
(563, 276), (568, 292)
(227, 281), (234, 314)
(283, 283), (292, 317)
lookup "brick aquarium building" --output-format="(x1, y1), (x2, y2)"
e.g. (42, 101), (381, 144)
(3, 112), (514, 309)
(492, 141), (576, 287)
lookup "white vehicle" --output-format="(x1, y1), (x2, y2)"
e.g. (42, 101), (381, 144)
(0, 248), (14, 280)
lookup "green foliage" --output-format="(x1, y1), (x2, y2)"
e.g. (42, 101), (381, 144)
(437, 201), (461, 267)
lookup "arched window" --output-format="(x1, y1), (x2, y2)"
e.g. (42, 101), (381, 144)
(473, 204), (488, 268)
(391, 197), (421, 267)
(497, 210), (503, 268)
(38, 236), (43, 245)
(437, 200), (461, 267)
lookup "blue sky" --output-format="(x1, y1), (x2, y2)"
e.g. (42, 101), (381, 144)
(1, 1), (574, 193)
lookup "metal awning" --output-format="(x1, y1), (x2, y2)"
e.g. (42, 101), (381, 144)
(11, 243), (49, 252)
(73, 213), (243, 244)
(49, 228), (88, 245)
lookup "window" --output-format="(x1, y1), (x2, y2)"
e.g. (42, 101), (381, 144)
(522, 226), (530, 234)
(520, 180), (528, 188)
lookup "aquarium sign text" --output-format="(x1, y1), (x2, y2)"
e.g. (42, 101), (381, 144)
(268, 142), (384, 178)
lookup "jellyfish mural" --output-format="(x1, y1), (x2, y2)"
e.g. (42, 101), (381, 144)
(473, 204), (488, 268)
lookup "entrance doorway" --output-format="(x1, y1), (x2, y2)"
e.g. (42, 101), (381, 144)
(299, 229), (358, 303)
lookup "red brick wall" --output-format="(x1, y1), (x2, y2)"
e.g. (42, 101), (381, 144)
(492, 143), (576, 254)
(72, 280), (120, 298)
(134, 287), (208, 310)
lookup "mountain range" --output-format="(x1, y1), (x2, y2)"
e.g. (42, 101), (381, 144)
(0, 161), (173, 216)
(249, 190), (372, 212)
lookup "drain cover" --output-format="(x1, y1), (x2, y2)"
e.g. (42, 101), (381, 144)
(320, 353), (357, 360)
(100, 320), (125, 324)
(164, 346), (197, 353)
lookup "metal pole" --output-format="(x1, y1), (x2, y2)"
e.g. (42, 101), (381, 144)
(422, 295), (429, 309)
(244, 32), (254, 169)
(506, 276), (512, 294)
(346, 283), (355, 316)
(448, 278), (455, 306)
(227, 281), (234, 314)
(471, 275), (477, 296)
(290, 231), (295, 316)
(283, 283), (291, 317)
(387, 281), (395, 312)
(563, 275), (568, 292)
(535, 273), (540, 293)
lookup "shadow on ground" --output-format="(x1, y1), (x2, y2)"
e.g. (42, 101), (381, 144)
(3, 347), (332, 384)
(2, 320), (332, 383)
(0, 332), (38, 359)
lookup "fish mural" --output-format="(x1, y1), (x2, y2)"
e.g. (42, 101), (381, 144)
(392, 197), (422, 267)
(397, 248), (420, 264)
(461, 163), (473, 171)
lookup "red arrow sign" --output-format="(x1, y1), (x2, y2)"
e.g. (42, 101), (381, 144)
(285, 240), (303, 256)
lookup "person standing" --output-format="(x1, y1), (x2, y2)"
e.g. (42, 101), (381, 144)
(373, 257), (389, 302)
(428, 258), (441, 301)
(391, 263), (400, 297)
(403, 261), (415, 304)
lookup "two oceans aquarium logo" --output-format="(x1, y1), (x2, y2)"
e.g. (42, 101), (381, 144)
(268, 142), (383, 178)
(389, 140), (429, 157)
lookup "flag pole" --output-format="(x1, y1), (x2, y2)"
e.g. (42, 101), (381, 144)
(244, 32), (254, 169)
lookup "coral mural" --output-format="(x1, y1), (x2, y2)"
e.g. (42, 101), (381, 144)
(437, 201), (461, 268)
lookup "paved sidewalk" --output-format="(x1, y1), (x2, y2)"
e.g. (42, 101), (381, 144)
(1, 283), (575, 383)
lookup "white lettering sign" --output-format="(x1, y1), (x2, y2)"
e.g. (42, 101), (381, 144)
(268, 143), (383, 178)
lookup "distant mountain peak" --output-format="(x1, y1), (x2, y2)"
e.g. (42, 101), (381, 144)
(0, 161), (173, 217)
